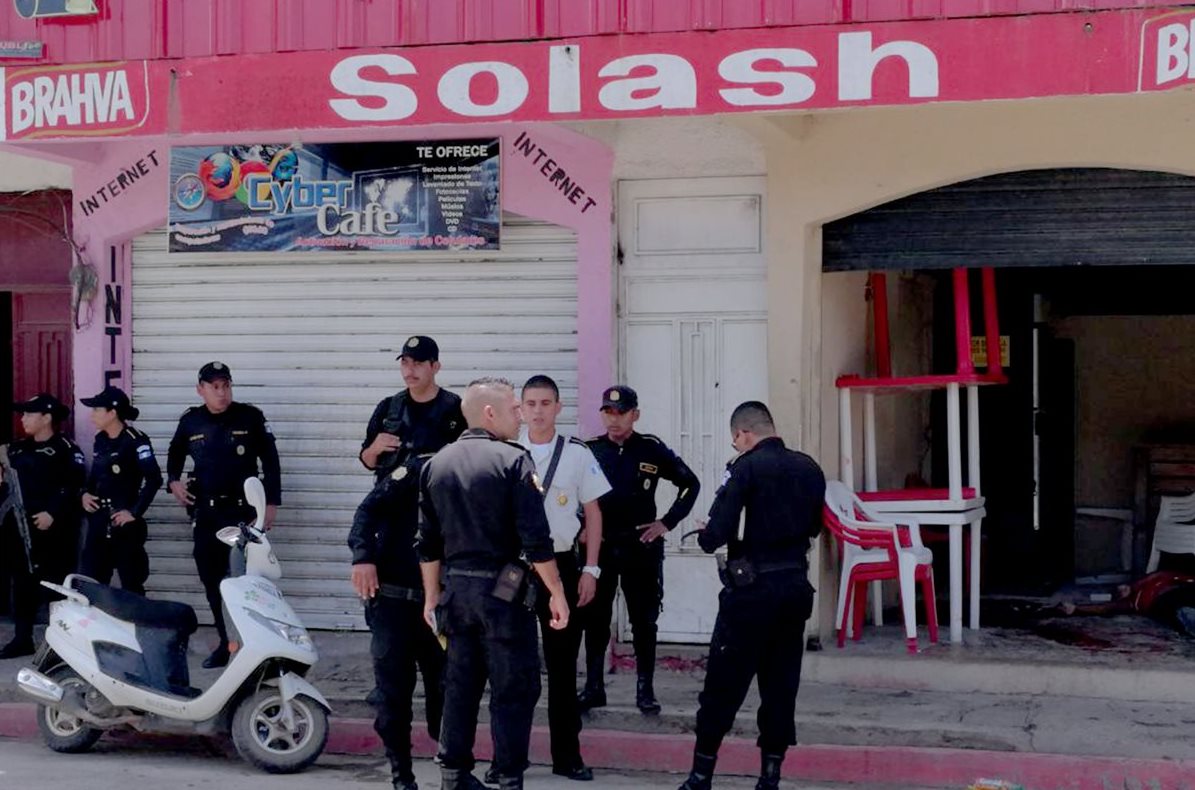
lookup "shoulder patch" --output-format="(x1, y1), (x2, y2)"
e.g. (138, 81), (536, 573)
(137, 444), (155, 460)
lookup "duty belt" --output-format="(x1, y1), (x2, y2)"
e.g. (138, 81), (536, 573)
(378, 583), (423, 602)
(444, 568), (500, 579)
(200, 495), (247, 508)
(756, 561), (804, 574)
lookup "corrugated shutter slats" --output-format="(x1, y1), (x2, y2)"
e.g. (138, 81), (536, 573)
(132, 214), (578, 630)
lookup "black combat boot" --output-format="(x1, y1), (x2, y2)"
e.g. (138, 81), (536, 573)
(755, 752), (784, 790)
(440, 768), (467, 790)
(201, 641), (230, 669)
(636, 673), (661, 715)
(677, 751), (717, 790)
(386, 749), (417, 790)
(0, 637), (35, 659)
(576, 679), (606, 711)
(483, 765), (499, 785)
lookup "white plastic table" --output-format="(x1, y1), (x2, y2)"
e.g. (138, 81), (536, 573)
(862, 495), (986, 644)
(840, 381), (989, 645)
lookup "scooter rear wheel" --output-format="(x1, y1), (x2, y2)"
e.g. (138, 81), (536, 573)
(37, 668), (103, 754)
(231, 688), (328, 774)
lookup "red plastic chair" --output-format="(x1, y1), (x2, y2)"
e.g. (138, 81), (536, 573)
(824, 481), (939, 654)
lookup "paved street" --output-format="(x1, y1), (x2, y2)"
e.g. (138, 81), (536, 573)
(0, 737), (927, 789)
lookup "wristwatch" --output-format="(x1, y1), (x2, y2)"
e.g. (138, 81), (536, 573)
(582, 565), (602, 580)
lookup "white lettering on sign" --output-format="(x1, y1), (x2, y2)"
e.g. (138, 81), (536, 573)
(437, 61), (530, 117)
(837, 32), (940, 101)
(10, 68), (134, 136)
(549, 45), (582, 114)
(1154, 21), (1195, 86)
(328, 53), (419, 121)
(718, 48), (818, 107)
(597, 54), (697, 111)
(322, 36), (940, 123)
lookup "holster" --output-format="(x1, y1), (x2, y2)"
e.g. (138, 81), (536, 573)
(490, 562), (538, 612)
(716, 554), (759, 589)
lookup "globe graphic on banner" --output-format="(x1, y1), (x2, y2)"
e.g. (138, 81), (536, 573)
(269, 148), (300, 182)
(234, 160), (272, 205)
(199, 152), (242, 201)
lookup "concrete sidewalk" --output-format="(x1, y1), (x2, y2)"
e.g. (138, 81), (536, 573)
(3, 621), (1195, 788)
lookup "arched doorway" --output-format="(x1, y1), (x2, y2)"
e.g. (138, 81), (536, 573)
(822, 167), (1195, 599)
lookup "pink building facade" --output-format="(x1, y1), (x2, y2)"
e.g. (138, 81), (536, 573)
(7, 0), (1195, 635)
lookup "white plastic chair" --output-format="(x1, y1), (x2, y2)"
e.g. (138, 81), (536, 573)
(1147, 492), (1195, 572)
(825, 481), (938, 653)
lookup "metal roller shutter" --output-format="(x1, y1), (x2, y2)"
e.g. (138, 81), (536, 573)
(823, 168), (1195, 272)
(132, 214), (578, 630)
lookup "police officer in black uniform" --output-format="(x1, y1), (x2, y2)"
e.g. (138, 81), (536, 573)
(1, 394), (86, 658)
(166, 362), (281, 668)
(360, 335), (463, 482)
(79, 386), (162, 596)
(580, 385), (700, 715)
(352, 334), (464, 790)
(417, 378), (569, 790)
(678, 401), (825, 790)
(349, 458), (454, 790)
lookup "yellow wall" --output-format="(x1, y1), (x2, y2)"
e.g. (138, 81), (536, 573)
(1055, 315), (1195, 509)
(739, 90), (1195, 635)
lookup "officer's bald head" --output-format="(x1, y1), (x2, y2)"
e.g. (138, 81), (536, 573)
(463, 377), (521, 440)
(730, 401), (775, 451)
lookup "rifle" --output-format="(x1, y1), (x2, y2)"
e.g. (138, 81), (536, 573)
(0, 445), (35, 574)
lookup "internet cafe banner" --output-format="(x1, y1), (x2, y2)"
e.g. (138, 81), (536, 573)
(168, 139), (500, 253)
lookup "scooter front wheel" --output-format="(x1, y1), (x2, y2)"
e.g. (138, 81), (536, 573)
(231, 688), (328, 773)
(37, 668), (103, 754)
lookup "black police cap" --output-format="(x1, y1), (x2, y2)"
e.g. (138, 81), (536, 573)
(198, 361), (233, 383)
(12, 392), (69, 422)
(601, 385), (638, 411)
(397, 336), (439, 362)
(81, 385), (140, 422)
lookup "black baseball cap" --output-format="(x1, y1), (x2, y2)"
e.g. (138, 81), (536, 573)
(198, 361), (233, 383)
(81, 385), (140, 422)
(12, 392), (69, 422)
(600, 385), (638, 412)
(397, 335), (439, 363)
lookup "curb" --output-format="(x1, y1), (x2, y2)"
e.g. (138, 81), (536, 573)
(3, 703), (1194, 788)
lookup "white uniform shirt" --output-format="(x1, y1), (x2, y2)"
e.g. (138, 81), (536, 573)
(518, 427), (612, 553)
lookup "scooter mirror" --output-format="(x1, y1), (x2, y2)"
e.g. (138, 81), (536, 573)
(243, 477), (267, 521)
(216, 526), (241, 546)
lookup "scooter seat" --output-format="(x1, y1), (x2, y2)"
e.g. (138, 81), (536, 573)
(71, 579), (198, 634)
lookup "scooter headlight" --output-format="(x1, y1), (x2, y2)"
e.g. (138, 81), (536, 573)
(245, 609), (314, 651)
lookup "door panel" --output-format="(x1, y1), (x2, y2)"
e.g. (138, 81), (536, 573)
(618, 177), (766, 644)
(11, 291), (72, 438)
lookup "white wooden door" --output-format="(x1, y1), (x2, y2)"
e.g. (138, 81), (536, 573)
(617, 177), (768, 644)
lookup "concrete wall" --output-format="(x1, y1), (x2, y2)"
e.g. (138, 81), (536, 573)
(0, 151), (71, 191)
(1055, 315), (1195, 509)
(569, 117), (766, 181)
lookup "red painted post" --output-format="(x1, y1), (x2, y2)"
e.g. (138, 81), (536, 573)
(952, 268), (974, 375)
(870, 272), (892, 378)
(981, 267), (1002, 376)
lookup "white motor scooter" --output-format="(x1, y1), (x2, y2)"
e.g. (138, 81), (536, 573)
(16, 477), (330, 773)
